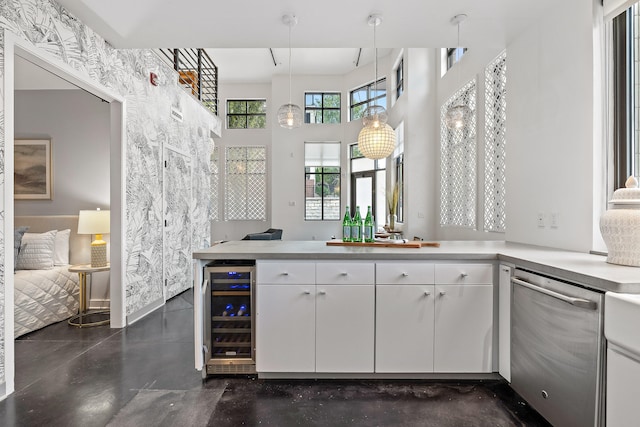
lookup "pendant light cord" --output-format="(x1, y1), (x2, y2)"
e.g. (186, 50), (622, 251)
(288, 22), (292, 106)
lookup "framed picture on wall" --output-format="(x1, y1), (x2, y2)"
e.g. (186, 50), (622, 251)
(14, 139), (52, 200)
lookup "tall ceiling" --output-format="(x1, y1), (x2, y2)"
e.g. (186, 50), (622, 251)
(55, 0), (558, 83)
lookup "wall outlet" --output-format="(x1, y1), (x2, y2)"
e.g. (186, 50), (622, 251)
(550, 212), (559, 228)
(537, 212), (545, 228)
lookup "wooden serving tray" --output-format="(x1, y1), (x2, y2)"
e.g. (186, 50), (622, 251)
(326, 241), (440, 249)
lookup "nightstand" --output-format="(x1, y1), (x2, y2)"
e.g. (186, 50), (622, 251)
(68, 263), (110, 327)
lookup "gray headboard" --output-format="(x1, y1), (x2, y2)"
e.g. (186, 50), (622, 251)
(15, 215), (91, 265)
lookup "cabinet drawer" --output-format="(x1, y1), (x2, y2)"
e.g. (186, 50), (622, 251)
(257, 261), (315, 285)
(435, 264), (493, 285)
(376, 263), (435, 285)
(316, 262), (374, 285)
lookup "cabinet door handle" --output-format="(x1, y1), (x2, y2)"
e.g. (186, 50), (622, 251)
(424, 291), (431, 296)
(402, 272), (409, 277)
(460, 273), (468, 278)
(303, 290), (311, 295)
(439, 291), (446, 296)
(340, 272), (348, 276)
(319, 290), (327, 295)
(281, 272), (289, 276)
(502, 267), (511, 273)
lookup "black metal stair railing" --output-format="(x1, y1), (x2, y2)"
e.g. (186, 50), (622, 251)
(157, 48), (219, 116)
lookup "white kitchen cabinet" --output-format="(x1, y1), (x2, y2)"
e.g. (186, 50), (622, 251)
(433, 264), (494, 373)
(607, 346), (640, 427)
(498, 264), (512, 382)
(316, 284), (375, 372)
(256, 284), (316, 372)
(375, 284), (435, 372)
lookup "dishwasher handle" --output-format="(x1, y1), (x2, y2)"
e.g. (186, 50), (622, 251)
(511, 277), (598, 310)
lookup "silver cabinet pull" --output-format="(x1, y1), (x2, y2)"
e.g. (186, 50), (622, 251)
(439, 291), (446, 296)
(319, 290), (326, 295)
(511, 277), (597, 310)
(502, 267), (511, 273)
(402, 272), (409, 277)
(460, 272), (468, 278)
(281, 272), (289, 276)
(303, 290), (311, 295)
(424, 291), (431, 296)
(340, 272), (348, 276)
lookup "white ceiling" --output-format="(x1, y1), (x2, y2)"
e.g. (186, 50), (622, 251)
(54, 0), (558, 83)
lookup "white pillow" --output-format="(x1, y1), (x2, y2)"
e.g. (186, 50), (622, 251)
(16, 230), (57, 270)
(54, 229), (71, 266)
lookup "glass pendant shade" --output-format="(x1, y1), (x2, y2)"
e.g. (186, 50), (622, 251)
(278, 14), (302, 129)
(362, 105), (388, 127)
(277, 103), (303, 129)
(358, 120), (397, 160)
(445, 103), (472, 130)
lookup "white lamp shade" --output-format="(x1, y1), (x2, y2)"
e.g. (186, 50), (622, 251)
(277, 103), (303, 129)
(78, 209), (110, 235)
(357, 122), (397, 160)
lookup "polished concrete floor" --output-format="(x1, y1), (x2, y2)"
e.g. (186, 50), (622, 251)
(0, 289), (550, 426)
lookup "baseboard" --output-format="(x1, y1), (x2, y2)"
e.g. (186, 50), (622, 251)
(89, 298), (110, 310)
(126, 297), (164, 325)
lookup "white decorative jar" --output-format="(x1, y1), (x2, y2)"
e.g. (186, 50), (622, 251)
(600, 176), (640, 267)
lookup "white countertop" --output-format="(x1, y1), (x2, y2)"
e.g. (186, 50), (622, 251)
(193, 240), (640, 293)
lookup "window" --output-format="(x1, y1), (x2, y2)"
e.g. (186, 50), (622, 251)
(350, 78), (386, 121)
(225, 146), (267, 220)
(305, 92), (341, 123)
(210, 145), (219, 221)
(440, 78), (477, 229)
(445, 47), (468, 71)
(484, 51), (507, 233)
(611, 6), (640, 191)
(350, 144), (386, 229)
(305, 142), (341, 220)
(393, 123), (405, 223)
(227, 99), (266, 129)
(395, 58), (404, 99)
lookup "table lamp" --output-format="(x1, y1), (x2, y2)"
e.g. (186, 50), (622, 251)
(78, 209), (110, 267)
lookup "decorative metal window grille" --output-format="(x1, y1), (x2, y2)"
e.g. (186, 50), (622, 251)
(484, 51), (507, 233)
(440, 78), (477, 228)
(210, 145), (219, 221)
(225, 146), (267, 221)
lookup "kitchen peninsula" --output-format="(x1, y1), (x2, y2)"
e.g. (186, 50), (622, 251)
(193, 240), (640, 426)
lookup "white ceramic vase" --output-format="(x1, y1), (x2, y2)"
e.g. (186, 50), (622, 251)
(600, 176), (640, 267)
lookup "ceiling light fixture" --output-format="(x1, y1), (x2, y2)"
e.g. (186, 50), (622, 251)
(357, 14), (396, 160)
(277, 14), (303, 129)
(445, 13), (472, 130)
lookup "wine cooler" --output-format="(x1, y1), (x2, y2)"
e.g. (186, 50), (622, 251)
(203, 260), (256, 375)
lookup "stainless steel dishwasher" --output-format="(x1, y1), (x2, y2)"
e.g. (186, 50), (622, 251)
(510, 268), (605, 427)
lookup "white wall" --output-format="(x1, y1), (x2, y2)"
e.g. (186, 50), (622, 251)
(14, 90), (110, 214)
(14, 89), (111, 306)
(505, 0), (596, 252)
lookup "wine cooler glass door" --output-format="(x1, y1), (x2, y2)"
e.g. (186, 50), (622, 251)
(207, 265), (255, 367)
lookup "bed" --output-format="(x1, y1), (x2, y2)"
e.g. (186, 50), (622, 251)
(14, 216), (90, 338)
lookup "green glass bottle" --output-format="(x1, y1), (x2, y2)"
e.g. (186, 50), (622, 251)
(351, 206), (362, 243)
(363, 206), (374, 242)
(342, 206), (352, 242)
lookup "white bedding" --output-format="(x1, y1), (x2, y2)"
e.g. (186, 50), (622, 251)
(14, 266), (79, 338)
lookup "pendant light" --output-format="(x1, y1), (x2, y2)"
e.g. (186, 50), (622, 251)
(445, 13), (472, 130)
(277, 14), (303, 129)
(357, 14), (396, 160)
